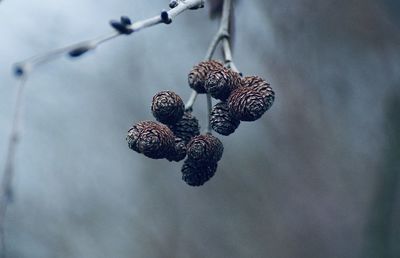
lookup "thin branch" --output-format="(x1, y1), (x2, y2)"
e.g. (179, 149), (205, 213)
(184, 90), (198, 111)
(184, 0), (235, 126)
(14, 0), (205, 77)
(205, 0), (235, 133)
(206, 93), (213, 133)
(0, 76), (27, 257)
(222, 37), (239, 73)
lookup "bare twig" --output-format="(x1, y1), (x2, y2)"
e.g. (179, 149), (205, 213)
(14, 0), (204, 76)
(185, 0), (232, 113)
(184, 90), (198, 111)
(0, 76), (27, 257)
(184, 0), (236, 133)
(222, 37), (239, 73)
(194, 0), (237, 133)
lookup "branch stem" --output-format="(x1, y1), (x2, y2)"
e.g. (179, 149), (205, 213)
(0, 76), (27, 257)
(14, 0), (204, 76)
(205, 0), (234, 133)
(184, 90), (198, 111)
(185, 0), (235, 127)
(222, 37), (239, 73)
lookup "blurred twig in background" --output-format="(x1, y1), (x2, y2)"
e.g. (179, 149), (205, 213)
(0, 76), (26, 258)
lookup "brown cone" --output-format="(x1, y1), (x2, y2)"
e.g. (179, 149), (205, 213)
(205, 67), (241, 100)
(166, 137), (187, 162)
(210, 101), (240, 136)
(188, 60), (223, 94)
(228, 87), (269, 121)
(181, 159), (217, 186)
(127, 121), (175, 159)
(187, 134), (223, 164)
(151, 91), (185, 125)
(168, 112), (200, 144)
(241, 76), (275, 110)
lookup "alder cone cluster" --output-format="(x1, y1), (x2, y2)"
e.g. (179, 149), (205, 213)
(126, 61), (276, 187)
(127, 90), (201, 163)
(127, 89), (222, 186)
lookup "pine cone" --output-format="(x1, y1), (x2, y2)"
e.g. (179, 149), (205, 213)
(188, 60), (223, 93)
(166, 137), (187, 162)
(127, 121), (175, 159)
(187, 134), (223, 164)
(241, 76), (275, 110)
(181, 159), (217, 186)
(228, 87), (269, 121)
(205, 67), (241, 100)
(210, 101), (240, 136)
(168, 112), (200, 144)
(151, 91), (185, 125)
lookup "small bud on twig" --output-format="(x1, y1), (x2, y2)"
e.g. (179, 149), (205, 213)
(189, 2), (205, 10)
(110, 20), (133, 35)
(68, 45), (92, 58)
(120, 16), (132, 26)
(13, 65), (25, 77)
(161, 10), (172, 24)
(169, 0), (178, 8)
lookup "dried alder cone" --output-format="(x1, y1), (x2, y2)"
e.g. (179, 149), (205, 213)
(228, 87), (268, 122)
(241, 75), (275, 111)
(187, 134), (223, 164)
(205, 67), (240, 100)
(168, 111), (200, 144)
(127, 121), (175, 159)
(126, 61), (275, 187)
(181, 159), (218, 186)
(180, 133), (223, 186)
(188, 60), (224, 94)
(166, 137), (187, 162)
(188, 60), (241, 100)
(151, 90), (184, 124)
(210, 101), (240, 135)
(227, 76), (275, 121)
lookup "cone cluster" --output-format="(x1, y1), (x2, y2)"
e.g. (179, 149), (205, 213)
(126, 61), (275, 187)
(127, 89), (225, 186)
(188, 61), (275, 136)
(127, 90), (200, 163)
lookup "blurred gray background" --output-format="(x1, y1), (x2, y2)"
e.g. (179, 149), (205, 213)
(0, 0), (399, 257)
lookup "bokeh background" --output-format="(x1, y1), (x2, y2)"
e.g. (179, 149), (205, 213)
(0, 0), (399, 257)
